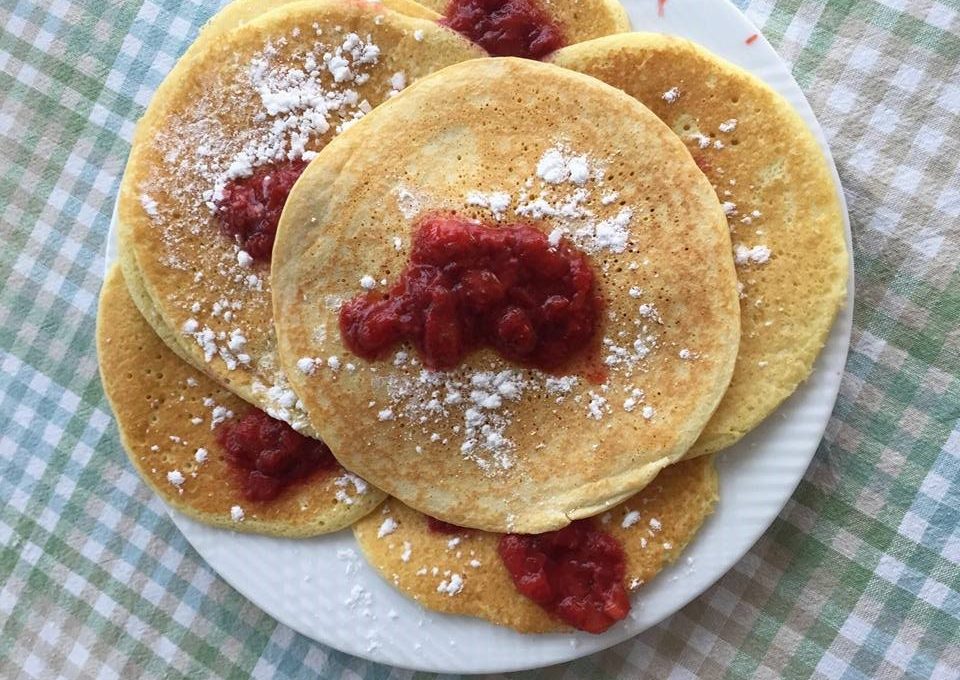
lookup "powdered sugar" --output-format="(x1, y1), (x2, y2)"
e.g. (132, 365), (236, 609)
(250, 375), (311, 431)
(378, 365), (538, 473)
(140, 193), (159, 217)
(718, 118), (738, 133)
(436, 573), (464, 596)
(388, 71), (406, 98)
(587, 392), (609, 420)
(536, 147), (592, 185)
(208, 32), (382, 201)
(377, 517), (398, 538)
(334, 473), (369, 505)
(734, 243), (772, 265)
(691, 133), (712, 149)
(297, 357), (317, 375)
(572, 207), (633, 254)
(395, 186), (421, 219)
(511, 145), (635, 255)
(204, 398), (234, 430)
(466, 191), (511, 220)
(166, 469), (185, 489)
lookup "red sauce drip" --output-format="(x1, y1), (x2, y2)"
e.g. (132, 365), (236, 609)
(745, 33), (759, 45)
(215, 409), (338, 502)
(215, 159), (308, 262)
(498, 519), (630, 633)
(657, 0), (667, 17)
(427, 516), (468, 534)
(440, 0), (565, 60)
(339, 214), (601, 371)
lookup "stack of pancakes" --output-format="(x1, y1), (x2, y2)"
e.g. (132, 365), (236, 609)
(98, 0), (846, 634)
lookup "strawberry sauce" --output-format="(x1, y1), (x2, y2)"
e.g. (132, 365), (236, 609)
(499, 520), (630, 633)
(215, 409), (337, 502)
(339, 214), (600, 371)
(440, 0), (565, 60)
(215, 160), (308, 262)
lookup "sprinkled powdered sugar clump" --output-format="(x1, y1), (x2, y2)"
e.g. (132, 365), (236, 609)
(140, 193), (159, 216)
(369, 331), (661, 474)
(377, 517), (398, 538)
(379, 365), (532, 472)
(662, 86), (680, 103)
(167, 470), (185, 492)
(515, 145), (635, 255)
(203, 397), (234, 429)
(466, 191), (511, 220)
(334, 473), (368, 504)
(206, 31), (382, 205)
(250, 373), (312, 431)
(387, 71), (406, 97)
(621, 510), (641, 528)
(395, 186), (422, 219)
(733, 243), (772, 265)
(437, 573), (464, 596)
(718, 118), (738, 133)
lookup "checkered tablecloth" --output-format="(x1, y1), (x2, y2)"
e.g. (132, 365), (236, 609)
(2, 0), (958, 677)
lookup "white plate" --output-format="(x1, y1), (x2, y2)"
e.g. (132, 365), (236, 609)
(106, 0), (854, 672)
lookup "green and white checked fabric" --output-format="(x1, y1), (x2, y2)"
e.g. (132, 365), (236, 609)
(1, 0), (958, 677)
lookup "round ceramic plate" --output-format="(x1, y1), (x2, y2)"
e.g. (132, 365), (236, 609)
(105, 0), (854, 672)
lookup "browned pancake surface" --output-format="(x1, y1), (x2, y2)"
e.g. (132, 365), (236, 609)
(353, 457), (718, 633)
(551, 34), (848, 455)
(97, 265), (384, 536)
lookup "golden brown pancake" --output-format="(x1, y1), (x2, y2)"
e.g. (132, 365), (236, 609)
(117, 0), (485, 434)
(353, 457), (718, 633)
(551, 34), (848, 456)
(273, 57), (739, 533)
(97, 265), (385, 536)
(203, 0), (441, 36)
(116, 0), (440, 366)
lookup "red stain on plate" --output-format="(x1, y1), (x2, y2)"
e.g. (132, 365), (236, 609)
(746, 33), (759, 45)
(657, 0), (667, 17)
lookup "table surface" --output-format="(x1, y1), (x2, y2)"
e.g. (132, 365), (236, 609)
(2, 0), (958, 678)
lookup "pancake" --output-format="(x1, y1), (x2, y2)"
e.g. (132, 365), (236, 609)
(415, 0), (630, 54)
(353, 456), (718, 633)
(117, 0), (485, 434)
(202, 0), (440, 36)
(273, 57), (740, 533)
(97, 265), (385, 536)
(116, 0), (441, 366)
(550, 34), (848, 456)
